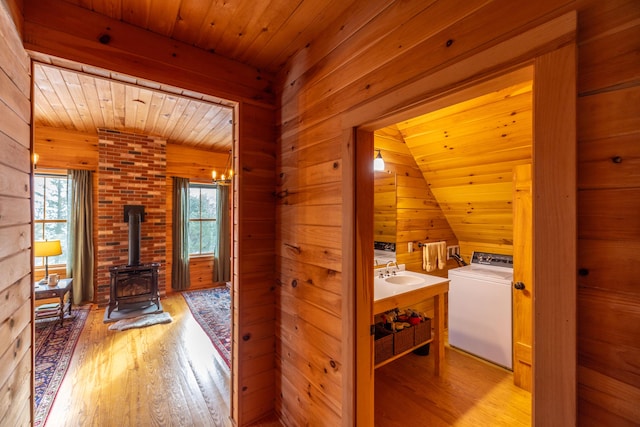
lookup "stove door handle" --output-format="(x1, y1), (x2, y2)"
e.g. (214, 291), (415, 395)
(514, 281), (526, 290)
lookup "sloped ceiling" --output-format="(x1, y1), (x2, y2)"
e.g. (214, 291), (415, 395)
(392, 69), (533, 247)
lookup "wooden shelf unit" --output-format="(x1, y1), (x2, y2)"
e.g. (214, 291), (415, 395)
(375, 333), (433, 369)
(374, 280), (448, 375)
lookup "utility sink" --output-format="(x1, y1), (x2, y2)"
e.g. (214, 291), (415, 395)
(374, 265), (450, 307)
(385, 274), (424, 285)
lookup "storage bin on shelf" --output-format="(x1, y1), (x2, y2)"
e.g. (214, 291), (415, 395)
(414, 317), (431, 345)
(374, 309), (433, 364)
(374, 323), (394, 364)
(393, 325), (414, 354)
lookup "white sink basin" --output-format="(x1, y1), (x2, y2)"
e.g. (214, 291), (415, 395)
(374, 266), (450, 303)
(385, 274), (424, 285)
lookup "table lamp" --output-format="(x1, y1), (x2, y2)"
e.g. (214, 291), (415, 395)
(34, 240), (62, 283)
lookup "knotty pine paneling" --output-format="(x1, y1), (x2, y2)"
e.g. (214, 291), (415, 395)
(574, 4), (640, 424)
(23, 0), (274, 105)
(398, 74), (532, 252)
(577, 239), (638, 295)
(34, 126), (98, 170)
(374, 130), (458, 274)
(233, 101), (276, 425)
(7, 1), (637, 426)
(277, 1), (636, 425)
(188, 257), (217, 290)
(373, 171), (396, 245)
(0, 2), (33, 425)
(578, 134), (639, 190)
(279, 0), (564, 137)
(274, 143), (346, 424)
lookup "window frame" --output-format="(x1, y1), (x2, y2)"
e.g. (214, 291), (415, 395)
(188, 183), (218, 257)
(33, 172), (69, 267)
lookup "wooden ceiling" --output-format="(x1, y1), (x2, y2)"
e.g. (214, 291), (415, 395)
(62, 0), (362, 74)
(33, 62), (234, 151)
(32, 0), (365, 151)
(376, 68), (533, 248)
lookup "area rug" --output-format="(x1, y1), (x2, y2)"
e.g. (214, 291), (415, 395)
(182, 287), (231, 367)
(34, 306), (90, 427)
(108, 311), (173, 331)
(102, 300), (164, 323)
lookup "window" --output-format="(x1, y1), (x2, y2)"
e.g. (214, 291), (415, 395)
(188, 184), (217, 255)
(34, 174), (68, 266)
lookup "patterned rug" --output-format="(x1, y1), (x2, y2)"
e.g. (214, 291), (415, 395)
(182, 287), (231, 368)
(34, 306), (90, 427)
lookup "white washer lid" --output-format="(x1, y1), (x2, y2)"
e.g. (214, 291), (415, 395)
(448, 264), (513, 282)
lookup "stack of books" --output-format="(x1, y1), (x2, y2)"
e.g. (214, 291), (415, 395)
(35, 302), (61, 316)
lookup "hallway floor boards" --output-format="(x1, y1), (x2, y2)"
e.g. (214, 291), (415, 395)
(44, 294), (529, 426)
(45, 294), (232, 427)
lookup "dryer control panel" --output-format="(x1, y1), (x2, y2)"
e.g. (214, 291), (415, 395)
(471, 251), (513, 268)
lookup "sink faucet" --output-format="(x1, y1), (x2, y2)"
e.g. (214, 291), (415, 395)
(386, 261), (398, 276)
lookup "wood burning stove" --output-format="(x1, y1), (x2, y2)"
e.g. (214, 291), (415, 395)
(107, 205), (160, 318)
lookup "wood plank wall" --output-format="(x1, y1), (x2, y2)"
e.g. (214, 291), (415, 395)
(575, 0), (640, 423)
(24, 3), (278, 423)
(6, 1), (637, 426)
(275, 0), (639, 425)
(372, 170), (395, 246)
(0, 1), (33, 425)
(374, 129), (458, 275)
(234, 102), (276, 425)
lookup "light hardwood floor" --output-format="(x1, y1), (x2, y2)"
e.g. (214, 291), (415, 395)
(375, 343), (532, 426)
(44, 294), (529, 426)
(45, 294), (233, 427)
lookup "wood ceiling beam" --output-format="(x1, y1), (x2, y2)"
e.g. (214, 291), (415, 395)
(22, 0), (275, 106)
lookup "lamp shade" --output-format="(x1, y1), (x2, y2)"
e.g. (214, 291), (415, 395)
(34, 240), (62, 257)
(374, 150), (385, 171)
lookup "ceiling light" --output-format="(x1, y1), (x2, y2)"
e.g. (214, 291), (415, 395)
(212, 149), (233, 186)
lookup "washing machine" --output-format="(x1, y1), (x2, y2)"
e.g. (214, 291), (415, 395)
(448, 251), (514, 370)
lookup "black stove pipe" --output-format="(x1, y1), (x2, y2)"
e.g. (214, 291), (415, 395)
(124, 205), (145, 266)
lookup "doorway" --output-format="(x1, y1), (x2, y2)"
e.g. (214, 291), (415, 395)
(352, 15), (577, 426)
(371, 66), (533, 425)
(30, 59), (237, 419)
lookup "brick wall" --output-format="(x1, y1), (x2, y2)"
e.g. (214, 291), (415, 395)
(96, 129), (167, 305)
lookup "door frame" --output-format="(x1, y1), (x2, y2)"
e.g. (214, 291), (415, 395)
(349, 12), (577, 426)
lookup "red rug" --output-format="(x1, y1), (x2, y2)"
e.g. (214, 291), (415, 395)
(182, 287), (231, 368)
(34, 307), (89, 427)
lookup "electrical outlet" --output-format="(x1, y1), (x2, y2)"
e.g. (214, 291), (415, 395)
(408, 242), (413, 253)
(447, 245), (460, 260)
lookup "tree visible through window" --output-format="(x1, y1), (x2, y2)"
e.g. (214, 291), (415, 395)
(34, 174), (68, 266)
(188, 184), (217, 255)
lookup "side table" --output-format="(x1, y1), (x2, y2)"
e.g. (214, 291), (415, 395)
(35, 278), (73, 326)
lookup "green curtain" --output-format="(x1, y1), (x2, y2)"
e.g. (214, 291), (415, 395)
(172, 177), (191, 290)
(214, 184), (231, 283)
(67, 169), (94, 304)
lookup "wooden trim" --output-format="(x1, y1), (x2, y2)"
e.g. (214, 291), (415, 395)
(22, 0), (275, 106)
(532, 42), (577, 425)
(352, 11), (577, 426)
(347, 12), (576, 131)
(354, 128), (374, 427)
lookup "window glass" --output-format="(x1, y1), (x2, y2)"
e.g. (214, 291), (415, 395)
(188, 184), (217, 255)
(34, 174), (68, 266)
